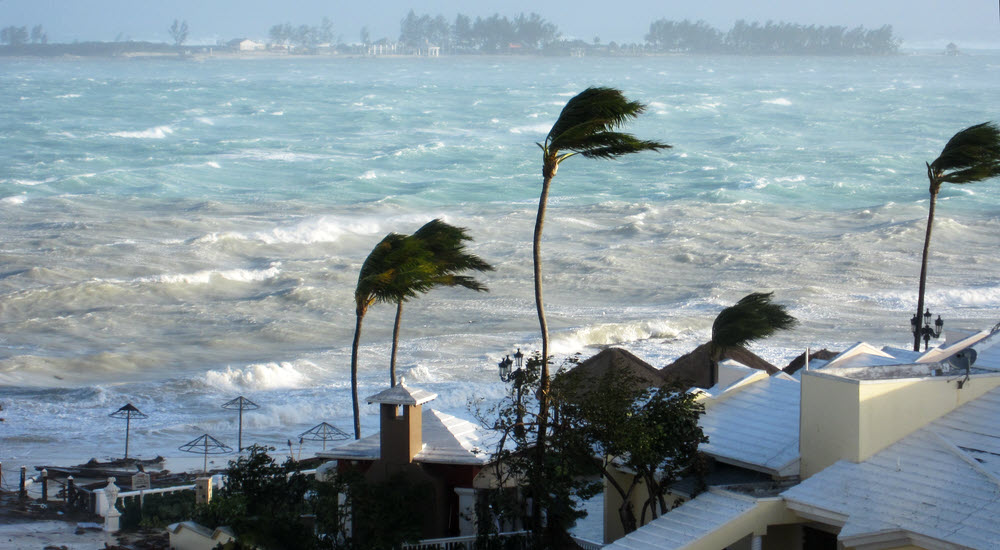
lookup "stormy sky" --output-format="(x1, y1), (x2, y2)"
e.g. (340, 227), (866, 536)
(1, 0), (997, 48)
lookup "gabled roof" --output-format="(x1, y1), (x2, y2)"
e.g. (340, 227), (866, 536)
(603, 489), (761, 549)
(366, 383), (437, 406)
(566, 348), (667, 391)
(782, 386), (1000, 548)
(698, 374), (801, 477)
(661, 343), (779, 389)
(317, 408), (490, 466)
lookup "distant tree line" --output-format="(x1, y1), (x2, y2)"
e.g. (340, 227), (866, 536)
(1, 24), (47, 46)
(645, 19), (900, 55)
(268, 17), (335, 49)
(398, 10), (560, 53)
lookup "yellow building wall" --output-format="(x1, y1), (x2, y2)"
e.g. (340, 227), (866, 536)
(801, 371), (1000, 478)
(800, 373), (861, 478)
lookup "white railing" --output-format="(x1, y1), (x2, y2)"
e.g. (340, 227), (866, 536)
(401, 532), (603, 549)
(573, 536), (604, 549)
(403, 531), (528, 550)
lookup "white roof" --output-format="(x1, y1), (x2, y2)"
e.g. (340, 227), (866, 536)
(318, 408), (491, 466)
(782, 386), (1000, 548)
(365, 383), (437, 406)
(699, 373), (801, 477)
(604, 489), (760, 550)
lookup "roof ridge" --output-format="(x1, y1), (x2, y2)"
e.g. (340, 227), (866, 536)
(929, 429), (1000, 489)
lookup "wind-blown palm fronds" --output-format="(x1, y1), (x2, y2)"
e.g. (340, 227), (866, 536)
(349, 233), (436, 438)
(386, 220), (493, 386)
(710, 292), (797, 386)
(914, 122), (1000, 350)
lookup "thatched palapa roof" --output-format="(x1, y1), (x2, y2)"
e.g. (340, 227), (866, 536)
(660, 343), (780, 389)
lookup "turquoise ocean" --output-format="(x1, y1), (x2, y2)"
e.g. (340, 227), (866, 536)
(1, 53), (999, 472)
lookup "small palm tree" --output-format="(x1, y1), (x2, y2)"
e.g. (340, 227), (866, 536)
(534, 87), (669, 389)
(914, 122), (1000, 350)
(710, 292), (797, 387)
(349, 233), (436, 439)
(387, 220), (494, 386)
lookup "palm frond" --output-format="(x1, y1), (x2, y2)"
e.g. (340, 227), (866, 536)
(711, 292), (797, 354)
(545, 87), (670, 157)
(930, 121), (1000, 178)
(546, 87), (645, 143)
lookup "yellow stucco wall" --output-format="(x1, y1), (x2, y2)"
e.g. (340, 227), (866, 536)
(801, 371), (1000, 478)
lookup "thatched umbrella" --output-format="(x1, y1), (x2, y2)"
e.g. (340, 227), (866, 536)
(299, 422), (350, 452)
(178, 434), (233, 474)
(109, 403), (147, 460)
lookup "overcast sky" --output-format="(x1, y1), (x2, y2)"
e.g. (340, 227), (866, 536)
(1, 0), (997, 48)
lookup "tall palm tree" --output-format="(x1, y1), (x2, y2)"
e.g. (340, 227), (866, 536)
(350, 233), (436, 439)
(710, 292), (797, 387)
(387, 219), (494, 386)
(531, 87), (668, 544)
(914, 122), (1000, 351)
(534, 86), (669, 391)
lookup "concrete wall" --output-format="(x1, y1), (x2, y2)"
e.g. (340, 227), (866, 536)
(801, 370), (1000, 478)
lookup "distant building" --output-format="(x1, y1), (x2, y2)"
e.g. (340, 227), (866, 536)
(226, 38), (264, 52)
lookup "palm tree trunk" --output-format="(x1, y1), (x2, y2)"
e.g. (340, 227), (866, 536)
(914, 190), (938, 351)
(350, 310), (365, 439)
(531, 173), (553, 545)
(390, 301), (403, 387)
(534, 175), (552, 378)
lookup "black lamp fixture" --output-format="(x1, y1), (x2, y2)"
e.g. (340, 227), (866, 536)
(498, 348), (526, 382)
(911, 308), (944, 351)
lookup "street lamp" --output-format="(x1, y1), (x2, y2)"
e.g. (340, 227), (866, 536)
(498, 355), (514, 382)
(911, 308), (944, 351)
(513, 348), (524, 368)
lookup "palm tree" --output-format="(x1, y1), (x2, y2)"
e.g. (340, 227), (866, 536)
(531, 87), (668, 544)
(914, 122), (1000, 351)
(709, 292), (797, 387)
(350, 233), (436, 439)
(534, 86), (669, 389)
(386, 219), (494, 386)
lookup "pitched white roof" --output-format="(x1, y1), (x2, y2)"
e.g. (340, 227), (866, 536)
(365, 383), (437, 406)
(604, 489), (759, 549)
(318, 408), (491, 466)
(782, 386), (1000, 548)
(699, 373), (801, 477)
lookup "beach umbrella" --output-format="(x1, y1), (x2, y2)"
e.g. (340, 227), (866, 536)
(299, 422), (350, 452)
(109, 403), (147, 460)
(221, 396), (259, 452)
(178, 434), (233, 473)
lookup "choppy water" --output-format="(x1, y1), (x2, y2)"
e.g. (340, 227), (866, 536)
(1, 53), (999, 472)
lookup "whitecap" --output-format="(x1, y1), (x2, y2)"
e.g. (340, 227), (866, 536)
(202, 360), (316, 391)
(509, 124), (551, 135)
(137, 264), (281, 285)
(550, 320), (681, 354)
(55, 93), (80, 99)
(110, 125), (174, 139)
(762, 98), (792, 106)
(2, 195), (27, 205)
(360, 171), (377, 180)
(205, 161), (221, 169)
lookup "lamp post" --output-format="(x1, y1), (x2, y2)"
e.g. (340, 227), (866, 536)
(498, 348), (527, 439)
(911, 308), (944, 351)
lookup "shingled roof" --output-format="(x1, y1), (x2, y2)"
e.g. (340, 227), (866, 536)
(661, 343), (780, 389)
(564, 348), (668, 391)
